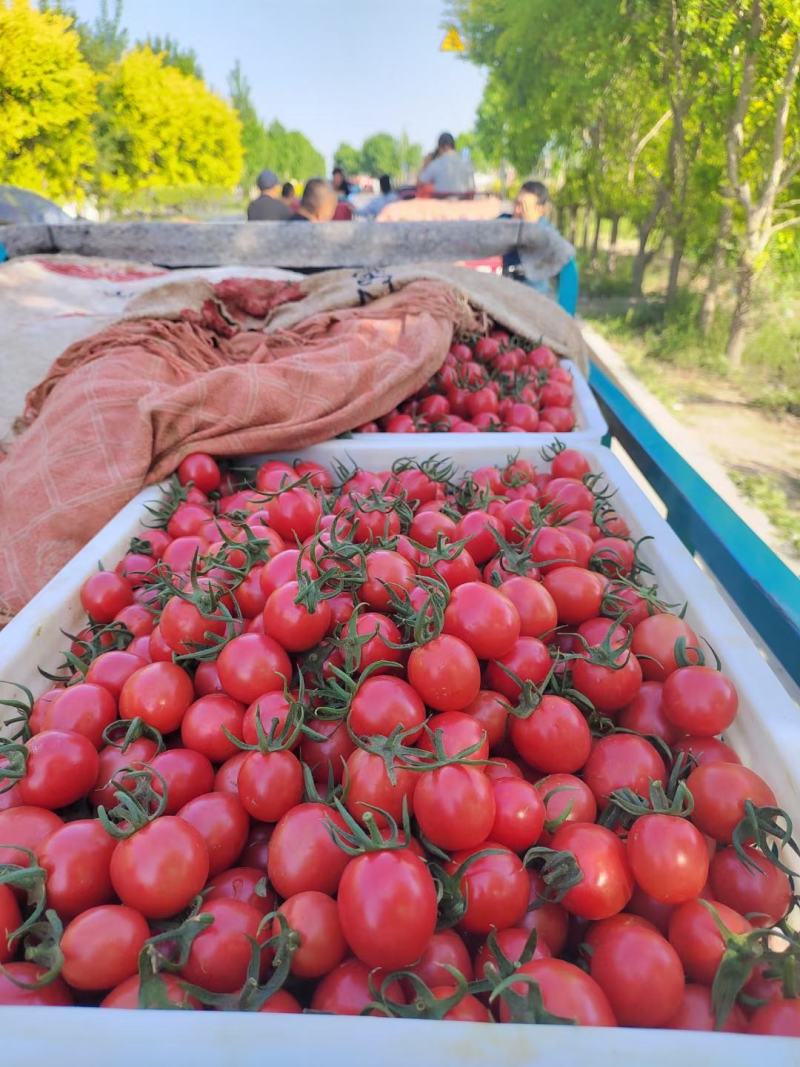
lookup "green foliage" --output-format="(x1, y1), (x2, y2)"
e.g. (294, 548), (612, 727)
(0, 0), (97, 201)
(228, 61), (270, 189)
(360, 133), (401, 178)
(94, 46), (242, 205)
(729, 471), (800, 554)
(334, 142), (363, 175)
(140, 35), (202, 78)
(74, 0), (127, 70)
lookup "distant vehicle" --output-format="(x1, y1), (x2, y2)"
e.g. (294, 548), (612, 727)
(0, 185), (72, 225)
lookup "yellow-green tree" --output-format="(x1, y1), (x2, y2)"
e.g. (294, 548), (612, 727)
(0, 0), (97, 201)
(94, 46), (242, 205)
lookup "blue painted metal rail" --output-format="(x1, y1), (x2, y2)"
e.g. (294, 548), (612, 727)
(588, 363), (800, 687)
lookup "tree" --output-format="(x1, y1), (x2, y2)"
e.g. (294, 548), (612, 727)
(398, 131), (423, 181)
(0, 0), (97, 201)
(722, 0), (800, 364)
(141, 35), (203, 79)
(228, 61), (269, 189)
(94, 47), (242, 205)
(360, 133), (401, 178)
(74, 0), (127, 70)
(334, 143), (362, 175)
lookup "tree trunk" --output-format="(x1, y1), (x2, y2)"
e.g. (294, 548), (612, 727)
(580, 209), (591, 251)
(631, 224), (653, 297)
(567, 206), (578, 245)
(607, 215), (620, 274)
(590, 215), (602, 261)
(666, 233), (685, 303)
(556, 205), (565, 232)
(726, 256), (755, 367)
(698, 202), (732, 335)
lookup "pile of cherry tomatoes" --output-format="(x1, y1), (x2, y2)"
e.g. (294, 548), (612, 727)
(0, 444), (797, 1037)
(355, 334), (577, 434)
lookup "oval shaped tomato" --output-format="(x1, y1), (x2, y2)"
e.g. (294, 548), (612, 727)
(510, 695), (591, 774)
(709, 845), (792, 926)
(110, 816), (209, 919)
(310, 958), (402, 1016)
(177, 452), (221, 493)
(263, 581), (332, 652)
(205, 866), (275, 915)
(617, 681), (680, 744)
(19, 730), (99, 810)
(490, 777), (545, 853)
(180, 694), (245, 763)
(337, 849), (437, 970)
(61, 904), (150, 991)
(485, 637), (552, 702)
(81, 570), (134, 623)
(344, 748), (418, 828)
(535, 773), (597, 844)
(668, 898), (752, 984)
(216, 633), (292, 704)
(408, 929), (474, 988)
(665, 984), (747, 1032)
(687, 763), (776, 843)
(498, 958), (616, 1026)
(549, 822), (634, 920)
(0, 806), (63, 867)
(627, 813), (709, 905)
(662, 665), (738, 737)
(498, 576), (558, 638)
(177, 791), (249, 877)
(542, 567), (605, 625)
(37, 819), (117, 919)
(407, 635), (480, 712)
(268, 803), (350, 898)
(443, 582), (521, 659)
(150, 747), (215, 814)
(584, 914), (684, 1027)
(414, 764), (495, 851)
(631, 614), (700, 681)
(0, 885), (22, 963)
(581, 734), (666, 810)
(447, 843), (529, 934)
(673, 735), (741, 766)
(41, 683), (117, 748)
(0, 962), (74, 1006)
(237, 749), (303, 823)
(182, 898), (267, 993)
(119, 662), (194, 733)
(277, 890), (347, 978)
(348, 676), (425, 741)
(748, 1000), (800, 1037)
(300, 718), (355, 785)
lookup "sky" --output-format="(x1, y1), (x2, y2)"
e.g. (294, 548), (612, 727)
(67, 0), (487, 167)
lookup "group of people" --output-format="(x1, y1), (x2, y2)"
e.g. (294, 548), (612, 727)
(245, 131), (577, 314)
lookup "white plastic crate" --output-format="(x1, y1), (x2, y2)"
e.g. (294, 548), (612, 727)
(339, 359), (608, 444)
(0, 441), (797, 1064)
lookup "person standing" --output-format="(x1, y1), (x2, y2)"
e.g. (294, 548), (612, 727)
(246, 169), (292, 221)
(418, 133), (475, 196)
(501, 181), (579, 316)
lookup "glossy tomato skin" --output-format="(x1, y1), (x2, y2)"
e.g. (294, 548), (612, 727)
(498, 958), (616, 1026)
(668, 898), (752, 984)
(180, 695), (245, 763)
(407, 929), (474, 988)
(498, 576), (558, 638)
(263, 581), (331, 652)
(0, 806), (63, 867)
(584, 914), (684, 1027)
(518, 872), (570, 955)
(626, 813), (709, 905)
(443, 582), (521, 659)
(90, 737), (159, 810)
(61, 905), (150, 991)
(687, 763), (776, 843)
(748, 1000), (800, 1037)
(268, 803), (350, 898)
(542, 567), (605, 625)
(216, 634), (292, 704)
(414, 764), (495, 851)
(41, 683), (116, 748)
(617, 681), (680, 744)
(550, 822), (634, 920)
(534, 773), (597, 844)
(182, 898), (267, 994)
(177, 452), (221, 494)
(150, 748), (215, 814)
(348, 676), (425, 741)
(489, 777), (545, 852)
(485, 637), (551, 701)
(177, 791), (249, 876)
(37, 819), (116, 919)
(110, 816), (209, 919)
(310, 958), (400, 1016)
(665, 983), (747, 1032)
(19, 730), (99, 810)
(474, 926), (550, 983)
(205, 866), (275, 915)
(407, 635), (481, 712)
(571, 647), (643, 714)
(510, 695), (591, 774)
(0, 885), (22, 963)
(119, 662), (194, 733)
(237, 749), (303, 823)
(673, 735), (741, 766)
(259, 989), (302, 1014)
(447, 843), (530, 934)
(344, 748), (417, 827)
(301, 717), (355, 784)
(462, 690), (509, 750)
(709, 845), (792, 927)
(337, 849), (437, 970)
(80, 570), (133, 623)
(277, 891), (347, 978)
(631, 614), (699, 681)
(0, 962), (73, 1006)
(662, 666), (738, 736)
(581, 734), (666, 810)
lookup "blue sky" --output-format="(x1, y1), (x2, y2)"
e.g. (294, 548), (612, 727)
(68, 0), (487, 166)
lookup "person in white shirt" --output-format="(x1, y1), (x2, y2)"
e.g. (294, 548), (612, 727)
(418, 132), (475, 196)
(358, 174), (399, 218)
